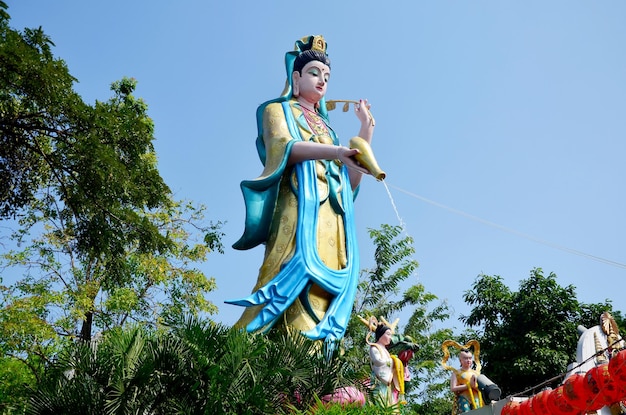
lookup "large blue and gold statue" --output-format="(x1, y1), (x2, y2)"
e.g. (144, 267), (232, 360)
(226, 35), (380, 344)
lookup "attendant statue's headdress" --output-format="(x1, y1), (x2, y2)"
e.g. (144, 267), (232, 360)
(441, 339), (482, 374)
(359, 315), (399, 346)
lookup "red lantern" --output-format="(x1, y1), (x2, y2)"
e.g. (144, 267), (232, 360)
(585, 364), (623, 407)
(609, 349), (626, 392)
(562, 373), (591, 410)
(546, 386), (580, 415)
(501, 400), (520, 415)
(528, 390), (550, 415)
(517, 398), (532, 415)
(609, 350), (626, 376)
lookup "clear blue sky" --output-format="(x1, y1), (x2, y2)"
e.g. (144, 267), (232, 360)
(8, 1), (626, 331)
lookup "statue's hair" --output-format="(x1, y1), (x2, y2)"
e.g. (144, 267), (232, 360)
(375, 324), (391, 342)
(293, 49), (331, 74)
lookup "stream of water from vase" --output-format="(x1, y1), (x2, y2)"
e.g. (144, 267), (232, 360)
(381, 180), (408, 235)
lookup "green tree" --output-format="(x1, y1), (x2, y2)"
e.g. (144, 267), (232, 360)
(0, 6), (223, 412)
(1, 6), (171, 264)
(460, 267), (623, 397)
(0, 354), (36, 414)
(1, 198), (222, 338)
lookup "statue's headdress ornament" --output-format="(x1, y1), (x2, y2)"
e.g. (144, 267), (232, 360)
(295, 35), (327, 54)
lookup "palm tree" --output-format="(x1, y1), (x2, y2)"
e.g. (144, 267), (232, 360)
(26, 326), (195, 414)
(167, 316), (363, 414)
(26, 318), (364, 414)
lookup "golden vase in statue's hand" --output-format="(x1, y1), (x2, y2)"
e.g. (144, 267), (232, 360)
(349, 136), (386, 181)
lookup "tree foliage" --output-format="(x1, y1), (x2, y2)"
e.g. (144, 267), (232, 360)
(460, 267), (624, 397)
(0, 3), (172, 264)
(1, 199), (222, 337)
(26, 319), (361, 415)
(0, 6), (224, 412)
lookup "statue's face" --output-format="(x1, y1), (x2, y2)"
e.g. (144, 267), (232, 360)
(460, 352), (473, 370)
(294, 60), (330, 103)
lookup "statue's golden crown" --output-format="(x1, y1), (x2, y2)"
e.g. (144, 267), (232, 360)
(297, 35), (327, 54)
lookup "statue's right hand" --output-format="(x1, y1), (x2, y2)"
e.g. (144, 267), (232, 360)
(354, 99), (373, 126)
(339, 147), (369, 175)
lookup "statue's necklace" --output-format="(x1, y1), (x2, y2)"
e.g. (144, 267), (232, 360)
(301, 106), (330, 140)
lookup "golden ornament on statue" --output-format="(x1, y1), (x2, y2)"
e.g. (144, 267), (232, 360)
(326, 99), (375, 126)
(349, 136), (386, 181)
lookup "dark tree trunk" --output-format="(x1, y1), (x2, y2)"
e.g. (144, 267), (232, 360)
(79, 311), (93, 341)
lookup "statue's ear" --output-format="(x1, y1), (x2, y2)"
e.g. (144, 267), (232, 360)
(292, 71), (300, 97)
